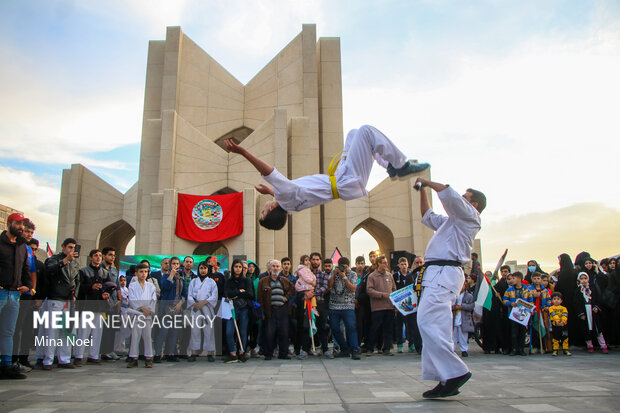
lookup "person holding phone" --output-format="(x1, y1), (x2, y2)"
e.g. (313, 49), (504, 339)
(41, 238), (80, 370)
(327, 257), (360, 360)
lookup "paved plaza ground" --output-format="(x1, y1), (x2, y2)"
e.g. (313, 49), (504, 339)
(1, 346), (619, 413)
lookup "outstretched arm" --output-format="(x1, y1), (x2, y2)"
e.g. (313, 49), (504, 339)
(225, 139), (274, 176)
(415, 177), (448, 217)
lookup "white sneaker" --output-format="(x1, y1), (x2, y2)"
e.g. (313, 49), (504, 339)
(17, 363), (32, 373)
(297, 350), (308, 360)
(324, 350), (334, 359)
(107, 352), (120, 360)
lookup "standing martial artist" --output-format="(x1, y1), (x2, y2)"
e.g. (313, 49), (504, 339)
(187, 261), (218, 362)
(126, 263), (156, 368)
(414, 177), (486, 399)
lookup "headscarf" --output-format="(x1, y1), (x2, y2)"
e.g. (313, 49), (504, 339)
(574, 251), (591, 271)
(577, 271), (592, 303)
(524, 259), (546, 284)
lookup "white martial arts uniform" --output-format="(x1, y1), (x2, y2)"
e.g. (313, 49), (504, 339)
(187, 276), (219, 352)
(128, 281), (157, 358)
(74, 312), (104, 360)
(114, 286), (130, 353)
(262, 125), (408, 212)
(42, 299), (74, 366)
(452, 292), (468, 352)
(417, 186), (481, 382)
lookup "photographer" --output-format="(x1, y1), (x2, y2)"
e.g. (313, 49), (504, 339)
(41, 238), (80, 370)
(327, 257), (360, 360)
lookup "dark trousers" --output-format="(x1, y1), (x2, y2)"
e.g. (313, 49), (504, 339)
(482, 300), (503, 353)
(265, 305), (289, 358)
(315, 301), (329, 352)
(356, 300), (371, 349)
(510, 320), (526, 352)
(368, 310), (394, 352)
(501, 307), (511, 353)
(294, 296), (308, 353)
(393, 312), (406, 345)
(406, 312), (423, 352)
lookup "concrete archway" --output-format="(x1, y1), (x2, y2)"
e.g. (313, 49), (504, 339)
(352, 217), (394, 257)
(193, 241), (229, 256)
(97, 219), (136, 267)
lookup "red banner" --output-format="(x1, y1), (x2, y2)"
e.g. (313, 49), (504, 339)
(176, 192), (243, 242)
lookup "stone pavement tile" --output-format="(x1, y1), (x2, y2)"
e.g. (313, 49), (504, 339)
(510, 403), (564, 412)
(370, 391), (413, 401)
(130, 403), (222, 412)
(194, 391), (238, 405)
(163, 392), (204, 399)
(343, 403), (392, 413)
(222, 406), (268, 413)
(263, 404), (345, 412)
(2, 408), (59, 413)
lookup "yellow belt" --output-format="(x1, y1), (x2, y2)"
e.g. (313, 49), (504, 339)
(328, 152), (343, 199)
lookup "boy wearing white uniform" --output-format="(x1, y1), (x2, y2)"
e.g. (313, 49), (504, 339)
(127, 263), (156, 368)
(187, 261), (219, 362)
(225, 125), (429, 230)
(414, 177), (486, 399)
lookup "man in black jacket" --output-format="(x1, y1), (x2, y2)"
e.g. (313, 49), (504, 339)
(73, 249), (111, 366)
(41, 238), (80, 370)
(0, 212), (32, 379)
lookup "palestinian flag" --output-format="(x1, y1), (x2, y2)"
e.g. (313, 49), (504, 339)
(46, 242), (53, 257)
(306, 299), (317, 336)
(474, 273), (493, 315)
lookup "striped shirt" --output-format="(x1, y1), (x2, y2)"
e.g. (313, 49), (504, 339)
(270, 278), (285, 307)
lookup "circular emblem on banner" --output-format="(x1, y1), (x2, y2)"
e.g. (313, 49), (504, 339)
(192, 199), (223, 230)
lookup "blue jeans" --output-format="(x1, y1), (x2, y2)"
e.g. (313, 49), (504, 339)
(329, 308), (359, 352)
(0, 290), (20, 366)
(226, 307), (249, 355)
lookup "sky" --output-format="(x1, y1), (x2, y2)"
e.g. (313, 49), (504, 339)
(1, 0), (619, 272)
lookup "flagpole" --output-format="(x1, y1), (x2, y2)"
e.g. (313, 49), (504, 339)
(231, 299), (244, 354)
(233, 318), (244, 354)
(489, 249), (508, 300)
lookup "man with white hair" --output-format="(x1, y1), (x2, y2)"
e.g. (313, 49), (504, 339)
(257, 260), (294, 360)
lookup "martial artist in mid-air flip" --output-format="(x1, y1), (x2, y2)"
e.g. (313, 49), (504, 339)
(225, 124), (429, 230)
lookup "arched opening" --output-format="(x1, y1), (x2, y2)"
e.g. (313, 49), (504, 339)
(214, 126), (254, 152)
(352, 217), (394, 258)
(97, 219), (136, 268)
(350, 228), (380, 263)
(194, 241), (229, 256)
(211, 187), (237, 195)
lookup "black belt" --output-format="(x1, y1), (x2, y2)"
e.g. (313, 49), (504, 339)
(424, 260), (462, 267)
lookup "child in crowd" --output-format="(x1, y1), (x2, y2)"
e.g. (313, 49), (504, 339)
(453, 281), (474, 357)
(541, 274), (554, 293)
(503, 271), (532, 356)
(295, 265), (319, 317)
(548, 292), (571, 356)
(187, 261), (219, 362)
(528, 272), (551, 354)
(127, 263), (157, 368)
(114, 276), (131, 355)
(575, 272), (608, 354)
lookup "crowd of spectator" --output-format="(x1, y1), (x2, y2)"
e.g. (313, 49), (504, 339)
(1, 212), (618, 380)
